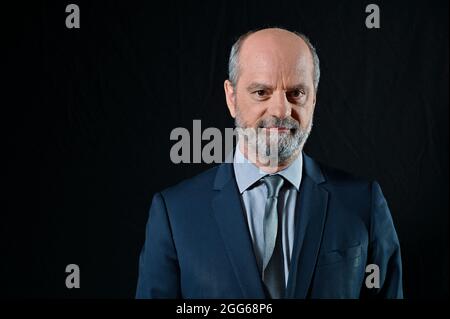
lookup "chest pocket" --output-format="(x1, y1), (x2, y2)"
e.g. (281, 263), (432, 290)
(317, 243), (362, 267)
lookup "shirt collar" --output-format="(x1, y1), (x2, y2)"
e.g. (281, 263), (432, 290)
(233, 143), (303, 194)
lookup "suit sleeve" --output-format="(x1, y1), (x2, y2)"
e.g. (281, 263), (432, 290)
(363, 181), (403, 299)
(135, 192), (181, 298)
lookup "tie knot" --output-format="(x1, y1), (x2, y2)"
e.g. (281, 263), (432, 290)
(262, 174), (284, 198)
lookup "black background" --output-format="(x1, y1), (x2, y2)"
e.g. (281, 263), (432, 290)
(2, 0), (448, 298)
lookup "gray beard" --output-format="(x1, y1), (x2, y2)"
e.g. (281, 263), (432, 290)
(235, 113), (312, 166)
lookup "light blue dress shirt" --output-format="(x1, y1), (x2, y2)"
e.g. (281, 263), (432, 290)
(233, 145), (303, 286)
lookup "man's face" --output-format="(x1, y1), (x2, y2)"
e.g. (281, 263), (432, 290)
(224, 29), (317, 166)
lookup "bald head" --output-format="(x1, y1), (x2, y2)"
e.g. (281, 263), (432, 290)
(228, 28), (320, 92)
(223, 28), (319, 170)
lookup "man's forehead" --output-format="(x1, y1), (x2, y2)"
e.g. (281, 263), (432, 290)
(242, 67), (311, 89)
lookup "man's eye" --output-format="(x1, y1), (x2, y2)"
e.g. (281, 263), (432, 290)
(288, 89), (305, 98)
(255, 90), (266, 96)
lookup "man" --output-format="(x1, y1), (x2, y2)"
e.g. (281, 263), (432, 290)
(136, 28), (403, 299)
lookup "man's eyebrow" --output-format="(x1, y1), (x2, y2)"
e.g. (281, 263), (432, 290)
(246, 82), (308, 92)
(286, 83), (307, 91)
(246, 82), (273, 91)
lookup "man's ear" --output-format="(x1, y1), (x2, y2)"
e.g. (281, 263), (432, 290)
(224, 79), (237, 118)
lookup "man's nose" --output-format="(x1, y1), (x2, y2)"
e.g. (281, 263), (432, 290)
(267, 91), (292, 119)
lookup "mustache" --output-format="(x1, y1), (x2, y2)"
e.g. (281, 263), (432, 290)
(256, 117), (300, 130)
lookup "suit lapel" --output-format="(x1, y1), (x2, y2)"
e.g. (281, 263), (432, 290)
(211, 163), (266, 298)
(285, 153), (329, 298)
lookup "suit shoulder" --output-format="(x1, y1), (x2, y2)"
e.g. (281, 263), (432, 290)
(159, 164), (220, 199)
(315, 159), (373, 187)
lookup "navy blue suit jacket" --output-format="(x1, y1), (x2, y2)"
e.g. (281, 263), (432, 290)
(136, 153), (403, 298)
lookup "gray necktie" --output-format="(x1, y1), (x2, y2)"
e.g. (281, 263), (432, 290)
(261, 174), (285, 299)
